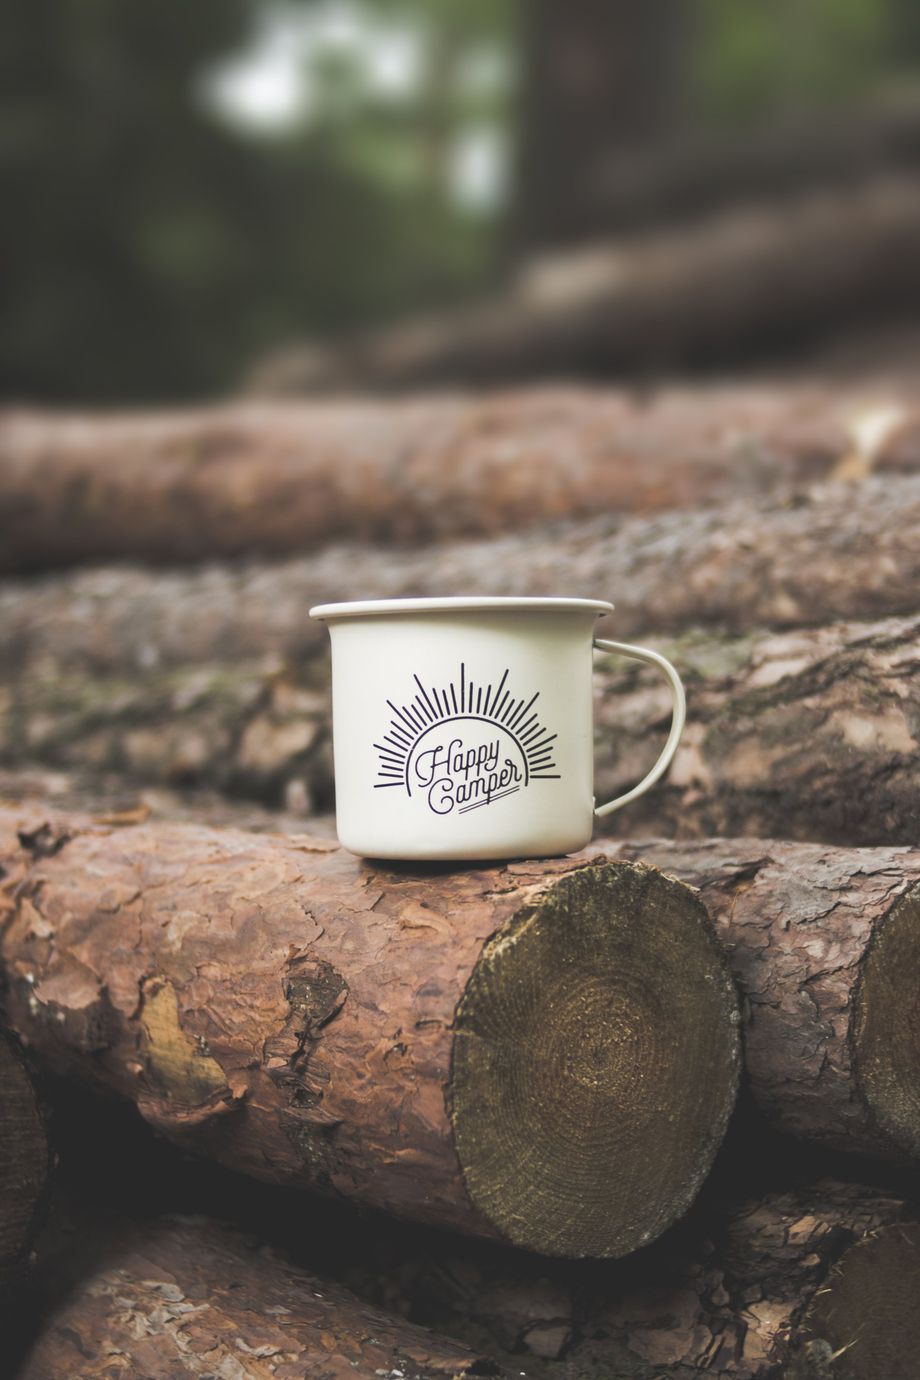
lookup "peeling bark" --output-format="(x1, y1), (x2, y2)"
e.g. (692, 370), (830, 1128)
(4, 475), (920, 675)
(0, 1031), (48, 1301)
(598, 837), (920, 1162)
(1, 382), (915, 571)
(0, 808), (739, 1258)
(18, 1214), (514, 1380)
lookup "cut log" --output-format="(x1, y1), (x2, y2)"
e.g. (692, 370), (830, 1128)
(250, 176), (920, 391)
(3, 613), (916, 847)
(0, 1031), (48, 1301)
(338, 1181), (920, 1377)
(1, 382), (917, 571)
(4, 473), (920, 674)
(593, 613), (920, 846)
(0, 808), (740, 1258)
(17, 1215), (513, 1380)
(598, 837), (920, 1163)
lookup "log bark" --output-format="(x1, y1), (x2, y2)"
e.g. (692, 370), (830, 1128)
(251, 176), (920, 391)
(0, 807), (740, 1259)
(598, 837), (920, 1164)
(17, 1215), (513, 1380)
(593, 613), (920, 847)
(4, 472), (920, 674)
(2, 381), (917, 571)
(3, 613), (917, 848)
(0, 657), (336, 815)
(338, 1181), (920, 1378)
(0, 1031), (48, 1301)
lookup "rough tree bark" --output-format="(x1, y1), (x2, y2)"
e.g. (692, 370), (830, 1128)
(4, 473), (919, 672)
(337, 1181), (920, 1378)
(251, 176), (920, 391)
(0, 1031), (48, 1302)
(599, 837), (920, 1163)
(17, 1215), (513, 1380)
(3, 614), (917, 847)
(593, 613), (920, 847)
(1, 383), (917, 571)
(0, 808), (740, 1259)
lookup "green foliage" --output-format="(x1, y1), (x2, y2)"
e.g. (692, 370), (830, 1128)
(694, 0), (900, 123)
(0, 0), (508, 402)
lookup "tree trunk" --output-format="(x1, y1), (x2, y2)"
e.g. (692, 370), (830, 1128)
(338, 1181), (920, 1377)
(593, 613), (920, 847)
(17, 1215), (514, 1380)
(3, 614), (917, 847)
(252, 177), (920, 391)
(0, 807), (740, 1259)
(2, 382), (916, 571)
(515, 0), (688, 250)
(548, 92), (920, 239)
(598, 837), (920, 1164)
(0, 1031), (48, 1302)
(4, 473), (920, 673)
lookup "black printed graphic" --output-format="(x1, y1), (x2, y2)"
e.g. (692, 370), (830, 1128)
(374, 664), (559, 815)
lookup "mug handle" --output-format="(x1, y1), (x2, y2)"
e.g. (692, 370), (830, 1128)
(593, 638), (686, 818)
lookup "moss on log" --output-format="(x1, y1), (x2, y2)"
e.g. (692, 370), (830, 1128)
(0, 807), (739, 1258)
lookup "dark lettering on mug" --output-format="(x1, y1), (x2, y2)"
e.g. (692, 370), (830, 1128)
(373, 664), (559, 816)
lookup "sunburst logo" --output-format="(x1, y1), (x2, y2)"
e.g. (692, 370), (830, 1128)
(373, 664), (559, 816)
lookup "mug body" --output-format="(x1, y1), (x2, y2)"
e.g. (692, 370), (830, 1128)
(310, 597), (612, 861)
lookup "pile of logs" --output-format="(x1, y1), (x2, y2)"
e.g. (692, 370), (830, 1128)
(1, 377), (920, 1378)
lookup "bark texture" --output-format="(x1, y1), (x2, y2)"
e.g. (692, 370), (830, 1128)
(3, 614), (917, 847)
(252, 176), (920, 390)
(598, 837), (920, 1163)
(0, 1031), (48, 1300)
(18, 1214), (512, 1380)
(592, 614), (920, 847)
(339, 1181), (919, 1377)
(0, 657), (336, 814)
(0, 808), (739, 1258)
(4, 473), (919, 674)
(2, 382), (917, 571)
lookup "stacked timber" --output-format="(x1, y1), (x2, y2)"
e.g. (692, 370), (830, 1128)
(2, 378), (920, 1377)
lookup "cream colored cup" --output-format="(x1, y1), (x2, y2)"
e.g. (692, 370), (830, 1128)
(310, 597), (685, 861)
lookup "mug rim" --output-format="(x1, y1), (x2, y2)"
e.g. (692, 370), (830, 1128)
(309, 596), (615, 621)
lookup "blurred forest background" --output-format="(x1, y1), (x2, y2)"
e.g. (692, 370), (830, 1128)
(4, 0), (920, 403)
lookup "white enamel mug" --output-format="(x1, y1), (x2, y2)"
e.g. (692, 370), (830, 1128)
(310, 597), (685, 861)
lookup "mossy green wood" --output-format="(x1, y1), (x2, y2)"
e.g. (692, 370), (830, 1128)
(449, 862), (742, 1258)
